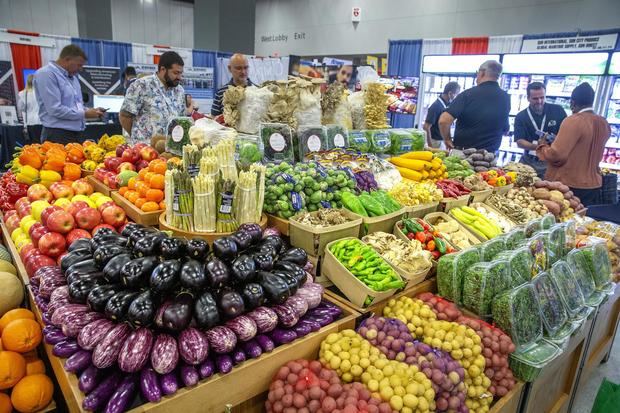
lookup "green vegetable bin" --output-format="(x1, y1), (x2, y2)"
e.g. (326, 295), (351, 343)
(321, 238), (401, 308)
(360, 207), (407, 237)
(468, 188), (493, 204)
(289, 209), (363, 257)
(405, 202), (439, 219)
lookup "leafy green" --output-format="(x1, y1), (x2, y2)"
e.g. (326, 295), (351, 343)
(480, 236), (506, 261)
(540, 213), (556, 230)
(549, 260), (585, 317)
(260, 123), (295, 163)
(532, 272), (568, 336)
(509, 340), (561, 382)
(463, 260), (510, 317)
(166, 117), (193, 155)
(348, 130), (371, 152)
(505, 228), (526, 250)
(492, 283), (543, 349)
(365, 130), (391, 154)
(326, 125), (348, 149)
(388, 129), (414, 155)
(437, 248), (480, 305)
(297, 126), (327, 161)
(525, 218), (543, 238)
(566, 248), (597, 300)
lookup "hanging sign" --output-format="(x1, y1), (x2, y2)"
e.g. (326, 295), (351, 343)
(0, 32), (55, 47)
(146, 46), (191, 60)
(129, 63), (157, 75)
(520, 33), (618, 53)
(352, 7), (361, 22)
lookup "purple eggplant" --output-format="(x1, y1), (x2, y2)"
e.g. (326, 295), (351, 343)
(178, 327), (209, 365)
(270, 328), (297, 345)
(62, 311), (104, 338)
(198, 359), (215, 379)
(215, 355), (233, 374)
(79, 365), (101, 394)
(205, 257), (230, 289)
(92, 323), (131, 369)
(273, 304), (299, 327)
(212, 236), (238, 262)
(158, 237), (187, 259)
(242, 339), (263, 359)
(303, 313), (333, 327)
(237, 223), (262, 244)
(139, 367), (161, 403)
(51, 304), (89, 327)
(53, 339), (80, 358)
(278, 247), (308, 267)
(186, 238), (209, 261)
(230, 230), (253, 251)
(285, 295), (309, 318)
(247, 306), (278, 333)
(162, 292), (193, 332)
(261, 235), (284, 255)
(204, 326), (237, 354)
(297, 319), (321, 332)
(231, 254), (257, 283)
(44, 329), (67, 345)
(159, 372), (179, 396)
(193, 291), (220, 330)
(217, 289), (245, 319)
(78, 318), (115, 350)
(150, 260), (182, 294)
(64, 350), (92, 373)
(104, 374), (137, 413)
(231, 347), (246, 365)
(82, 370), (122, 412)
(180, 363), (199, 387)
(154, 299), (172, 330)
(296, 285), (323, 309)
(118, 327), (154, 373)
(151, 334), (179, 375)
(225, 315), (257, 342)
(127, 290), (157, 328)
(255, 334), (275, 353)
(179, 259), (208, 290)
(292, 322), (312, 337)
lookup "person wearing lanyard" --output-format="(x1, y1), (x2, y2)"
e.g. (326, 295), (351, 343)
(514, 82), (567, 178)
(33, 45), (105, 144)
(537, 83), (610, 207)
(120, 51), (194, 144)
(423, 82), (461, 148)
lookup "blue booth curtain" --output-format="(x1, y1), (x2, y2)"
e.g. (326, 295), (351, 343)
(71, 38), (103, 66)
(102, 40), (132, 71)
(387, 39), (423, 128)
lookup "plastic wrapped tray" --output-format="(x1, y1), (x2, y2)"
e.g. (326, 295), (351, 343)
(492, 283), (543, 350)
(388, 129), (415, 155)
(235, 134), (263, 168)
(520, 233), (548, 277)
(547, 224), (567, 264)
(545, 321), (579, 351)
(436, 247), (481, 305)
(297, 125), (327, 160)
(325, 125), (349, 149)
(532, 271), (568, 337)
(509, 339), (561, 382)
(525, 218), (543, 238)
(549, 260), (586, 317)
(365, 129), (391, 154)
(463, 259), (510, 317)
(260, 123), (295, 163)
(348, 130), (370, 152)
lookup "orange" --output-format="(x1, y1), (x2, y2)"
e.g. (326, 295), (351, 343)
(11, 374), (54, 413)
(118, 186), (128, 196)
(126, 191), (140, 204)
(143, 172), (155, 184)
(1, 319), (42, 353)
(127, 177), (137, 190)
(145, 189), (164, 203)
(159, 201), (166, 210)
(149, 174), (165, 190)
(0, 393), (11, 413)
(135, 181), (147, 194)
(149, 160), (167, 175)
(138, 168), (149, 180)
(25, 358), (45, 375)
(134, 198), (147, 209)
(141, 201), (160, 212)
(0, 309), (35, 334)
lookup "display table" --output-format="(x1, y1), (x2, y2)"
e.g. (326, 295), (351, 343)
(0, 123), (122, 167)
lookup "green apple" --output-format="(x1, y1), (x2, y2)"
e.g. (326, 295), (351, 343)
(30, 200), (51, 221)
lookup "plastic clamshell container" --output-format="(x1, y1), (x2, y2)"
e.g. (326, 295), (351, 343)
(166, 116), (194, 155)
(504, 227), (526, 250)
(492, 283), (544, 350)
(509, 339), (562, 382)
(566, 248), (598, 301)
(548, 260), (586, 317)
(289, 208), (363, 257)
(479, 235), (506, 261)
(562, 220), (577, 255)
(520, 233), (548, 277)
(496, 247), (533, 286)
(545, 321), (579, 351)
(463, 259), (510, 317)
(585, 291), (606, 307)
(548, 224), (567, 264)
(532, 271), (568, 337)
(585, 241), (614, 291)
(260, 122), (295, 164)
(540, 213), (557, 230)
(436, 248), (481, 305)
(235, 134), (264, 168)
(325, 125), (349, 149)
(525, 218), (543, 238)
(297, 125), (327, 160)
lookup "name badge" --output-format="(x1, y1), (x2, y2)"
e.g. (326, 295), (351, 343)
(548, 120), (557, 127)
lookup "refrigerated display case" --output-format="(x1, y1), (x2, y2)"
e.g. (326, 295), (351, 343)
(603, 52), (620, 170)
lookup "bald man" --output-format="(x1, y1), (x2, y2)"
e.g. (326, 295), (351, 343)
(211, 53), (255, 116)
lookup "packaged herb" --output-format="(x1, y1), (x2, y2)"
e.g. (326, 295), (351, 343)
(509, 340), (561, 382)
(437, 248), (480, 305)
(497, 247), (533, 286)
(532, 271), (568, 336)
(492, 283), (543, 350)
(166, 116), (194, 155)
(505, 228), (526, 250)
(235, 134), (263, 169)
(348, 130), (370, 152)
(297, 125), (327, 160)
(570, 305), (596, 324)
(546, 321), (578, 350)
(260, 123), (294, 164)
(525, 218), (543, 238)
(388, 129), (414, 155)
(548, 224), (567, 264)
(480, 236), (506, 261)
(463, 259), (510, 317)
(540, 213), (556, 230)
(569, 244), (613, 292)
(365, 130), (391, 154)
(520, 233), (547, 277)
(566, 248), (597, 301)
(325, 125), (348, 149)
(562, 221), (577, 255)
(549, 260), (585, 317)
(405, 129), (426, 151)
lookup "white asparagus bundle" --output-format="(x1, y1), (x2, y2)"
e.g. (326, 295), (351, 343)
(192, 173), (217, 232)
(215, 138), (237, 182)
(200, 154), (219, 176)
(164, 170), (174, 224)
(234, 169), (257, 225)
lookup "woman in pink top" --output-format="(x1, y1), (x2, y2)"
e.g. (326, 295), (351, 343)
(536, 83), (611, 207)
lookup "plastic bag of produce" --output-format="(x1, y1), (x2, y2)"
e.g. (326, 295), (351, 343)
(437, 248), (480, 305)
(238, 86), (274, 134)
(463, 259), (510, 317)
(388, 129), (415, 155)
(532, 271), (568, 336)
(322, 82), (352, 129)
(189, 117), (236, 148)
(325, 125), (348, 149)
(348, 91), (365, 129)
(406, 129), (426, 152)
(295, 81), (322, 128)
(563, 220), (577, 254)
(549, 260), (586, 317)
(479, 236), (506, 261)
(365, 129), (391, 154)
(509, 340), (561, 382)
(297, 125), (327, 160)
(260, 123), (294, 164)
(235, 134), (264, 169)
(166, 116), (194, 155)
(348, 130), (370, 152)
(492, 283), (544, 350)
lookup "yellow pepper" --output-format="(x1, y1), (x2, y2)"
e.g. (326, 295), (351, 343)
(19, 165), (39, 180)
(496, 176), (507, 186)
(40, 170), (62, 183)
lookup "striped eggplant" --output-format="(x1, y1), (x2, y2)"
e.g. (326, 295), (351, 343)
(150, 334), (179, 375)
(177, 327), (209, 365)
(118, 328), (154, 373)
(62, 311), (105, 338)
(92, 323), (131, 369)
(78, 319), (115, 350)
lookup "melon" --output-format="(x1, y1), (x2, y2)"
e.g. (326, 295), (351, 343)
(0, 261), (16, 277)
(0, 245), (11, 263)
(0, 272), (23, 317)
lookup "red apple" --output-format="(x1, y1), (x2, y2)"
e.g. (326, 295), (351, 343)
(133, 143), (148, 151)
(16, 203), (32, 219)
(101, 205), (127, 227)
(46, 210), (75, 234)
(38, 232), (67, 258)
(67, 201), (90, 218)
(19, 243), (37, 262)
(72, 179), (94, 196)
(3, 210), (17, 222)
(5, 214), (21, 233)
(140, 146), (158, 162)
(135, 159), (150, 171)
(14, 197), (30, 211)
(104, 157), (123, 172)
(116, 143), (131, 158)
(66, 228), (92, 246)
(75, 208), (102, 230)
(97, 201), (116, 214)
(28, 222), (49, 248)
(25, 253), (56, 277)
(92, 224), (116, 235)
(41, 206), (63, 228)
(117, 162), (136, 173)
(27, 184), (53, 202)
(49, 182), (74, 199)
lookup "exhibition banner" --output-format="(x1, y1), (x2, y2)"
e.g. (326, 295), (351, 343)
(78, 65), (122, 96)
(521, 33), (618, 53)
(0, 61), (17, 107)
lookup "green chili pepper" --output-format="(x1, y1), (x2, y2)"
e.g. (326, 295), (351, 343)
(435, 237), (447, 254)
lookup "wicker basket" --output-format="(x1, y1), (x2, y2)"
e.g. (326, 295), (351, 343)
(406, 202), (439, 218)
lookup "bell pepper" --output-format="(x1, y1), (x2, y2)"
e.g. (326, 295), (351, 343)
(415, 232), (426, 243)
(426, 240), (436, 251)
(358, 193), (386, 217)
(341, 192), (368, 217)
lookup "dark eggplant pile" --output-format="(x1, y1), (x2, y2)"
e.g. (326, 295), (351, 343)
(30, 222), (340, 413)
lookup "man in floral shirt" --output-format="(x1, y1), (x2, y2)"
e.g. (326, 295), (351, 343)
(120, 51), (193, 144)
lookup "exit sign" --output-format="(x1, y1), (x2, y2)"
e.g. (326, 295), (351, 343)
(352, 7), (361, 22)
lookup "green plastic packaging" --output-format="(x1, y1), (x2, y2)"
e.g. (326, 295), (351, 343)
(349, 130), (370, 152)
(325, 125), (349, 149)
(509, 339), (561, 382)
(388, 129), (414, 155)
(492, 283), (543, 350)
(532, 271), (568, 336)
(437, 248), (481, 305)
(463, 259), (510, 317)
(549, 260), (586, 317)
(365, 130), (391, 154)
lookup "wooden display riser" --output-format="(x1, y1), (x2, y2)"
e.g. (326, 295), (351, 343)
(519, 313), (594, 413)
(569, 285), (620, 411)
(86, 175), (114, 197)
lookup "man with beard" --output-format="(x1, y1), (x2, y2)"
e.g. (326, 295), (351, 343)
(514, 82), (567, 178)
(120, 51), (193, 143)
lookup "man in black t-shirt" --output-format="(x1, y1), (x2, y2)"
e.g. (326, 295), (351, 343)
(423, 82), (461, 148)
(514, 82), (567, 178)
(438, 60), (510, 152)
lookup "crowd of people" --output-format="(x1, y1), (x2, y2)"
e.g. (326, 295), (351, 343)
(11, 47), (613, 207)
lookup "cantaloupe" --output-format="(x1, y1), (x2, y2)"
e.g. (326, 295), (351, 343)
(0, 261), (17, 277)
(0, 272), (23, 317)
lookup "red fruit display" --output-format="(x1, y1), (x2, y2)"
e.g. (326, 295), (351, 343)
(46, 210), (75, 234)
(41, 206), (63, 227)
(49, 182), (74, 199)
(75, 208), (102, 230)
(67, 201), (90, 218)
(28, 223), (49, 248)
(27, 184), (52, 202)
(25, 253), (56, 277)
(101, 205), (126, 227)
(38, 232), (67, 257)
(72, 179), (94, 196)
(5, 214), (21, 233)
(66, 229), (92, 246)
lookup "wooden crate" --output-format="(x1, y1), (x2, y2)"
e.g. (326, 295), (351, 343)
(29, 293), (358, 413)
(439, 194), (471, 213)
(289, 209), (363, 256)
(80, 168), (94, 178)
(519, 314), (592, 413)
(493, 184), (514, 196)
(489, 381), (524, 413)
(87, 175), (113, 197)
(406, 202), (439, 219)
(266, 214), (289, 236)
(469, 188), (493, 204)
(111, 191), (161, 226)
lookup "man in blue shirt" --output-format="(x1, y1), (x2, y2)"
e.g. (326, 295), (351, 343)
(423, 82), (461, 148)
(211, 53), (254, 117)
(34, 45), (104, 144)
